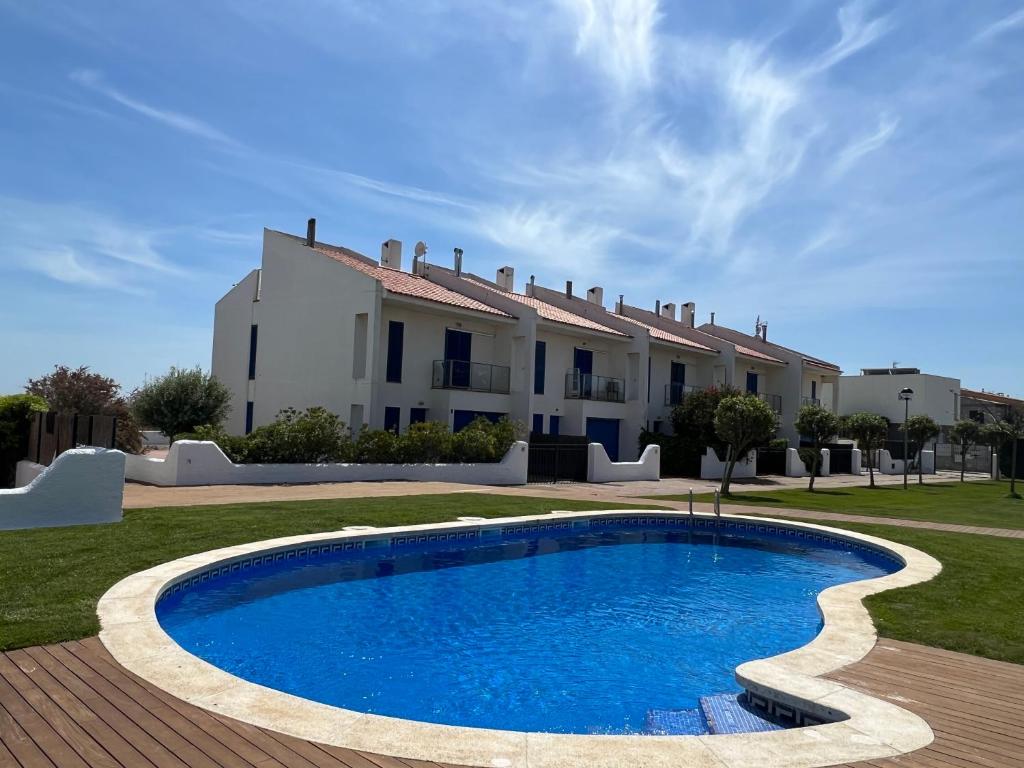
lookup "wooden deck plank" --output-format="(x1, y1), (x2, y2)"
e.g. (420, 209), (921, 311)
(1, 637), (1021, 768)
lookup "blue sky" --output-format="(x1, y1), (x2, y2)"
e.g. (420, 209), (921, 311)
(1, 0), (1021, 395)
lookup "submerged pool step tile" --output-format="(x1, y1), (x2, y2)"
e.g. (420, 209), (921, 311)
(643, 706), (709, 735)
(700, 692), (785, 735)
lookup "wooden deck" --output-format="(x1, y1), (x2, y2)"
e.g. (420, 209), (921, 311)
(1, 637), (1022, 768)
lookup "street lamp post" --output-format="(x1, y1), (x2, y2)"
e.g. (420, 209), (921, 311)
(899, 387), (914, 490)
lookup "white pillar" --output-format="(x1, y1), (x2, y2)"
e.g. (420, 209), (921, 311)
(851, 448), (862, 475)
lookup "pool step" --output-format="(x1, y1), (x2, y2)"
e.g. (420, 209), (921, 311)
(644, 693), (787, 736)
(700, 693), (786, 735)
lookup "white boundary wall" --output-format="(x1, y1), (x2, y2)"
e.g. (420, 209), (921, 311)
(125, 440), (529, 487)
(1, 448), (124, 531)
(851, 448), (863, 475)
(15, 460), (46, 487)
(587, 443), (660, 483)
(785, 448), (831, 478)
(699, 447), (756, 480)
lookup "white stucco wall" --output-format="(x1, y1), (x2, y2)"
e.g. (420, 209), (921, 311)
(700, 447), (757, 479)
(14, 460), (45, 487)
(212, 268), (261, 435)
(124, 440), (529, 486)
(587, 443), (660, 482)
(785, 448), (831, 477)
(838, 373), (961, 426)
(1, 448), (124, 531)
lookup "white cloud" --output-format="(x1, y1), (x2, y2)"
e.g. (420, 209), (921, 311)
(971, 7), (1024, 44)
(70, 69), (238, 145)
(556, 0), (661, 91)
(805, 1), (894, 75)
(829, 113), (899, 179)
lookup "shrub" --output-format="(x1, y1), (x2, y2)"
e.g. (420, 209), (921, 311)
(768, 437), (789, 450)
(0, 394), (48, 488)
(180, 424), (252, 464)
(352, 428), (402, 463)
(246, 407), (349, 463)
(400, 421), (453, 463)
(132, 367), (231, 444)
(25, 365), (141, 453)
(670, 385), (742, 472)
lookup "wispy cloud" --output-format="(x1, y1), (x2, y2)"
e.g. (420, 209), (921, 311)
(971, 7), (1024, 44)
(557, 0), (661, 91)
(829, 113), (899, 179)
(805, 1), (894, 75)
(70, 69), (238, 145)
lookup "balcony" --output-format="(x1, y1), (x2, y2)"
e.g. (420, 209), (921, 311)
(565, 370), (625, 403)
(665, 383), (705, 406)
(432, 360), (510, 394)
(802, 396), (821, 407)
(757, 392), (783, 414)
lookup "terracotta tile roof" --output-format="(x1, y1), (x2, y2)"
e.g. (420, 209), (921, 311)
(313, 244), (511, 318)
(801, 356), (842, 372)
(463, 279), (629, 337)
(734, 344), (786, 365)
(616, 315), (718, 352)
(961, 388), (1024, 407)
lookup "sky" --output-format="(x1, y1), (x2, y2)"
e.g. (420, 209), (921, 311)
(0, 0), (1021, 396)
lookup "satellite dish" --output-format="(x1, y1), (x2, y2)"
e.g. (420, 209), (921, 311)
(414, 241), (428, 258)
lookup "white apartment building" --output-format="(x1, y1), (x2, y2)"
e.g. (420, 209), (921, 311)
(838, 368), (961, 432)
(213, 223), (845, 461)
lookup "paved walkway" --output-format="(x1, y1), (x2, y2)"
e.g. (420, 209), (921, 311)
(2, 637), (1020, 768)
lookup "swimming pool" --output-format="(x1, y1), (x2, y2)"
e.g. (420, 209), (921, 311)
(156, 516), (900, 735)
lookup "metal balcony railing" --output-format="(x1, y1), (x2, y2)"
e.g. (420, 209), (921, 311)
(757, 392), (783, 414)
(432, 360), (511, 394)
(565, 370), (625, 402)
(802, 396), (821, 407)
(665, 383), (705, 406)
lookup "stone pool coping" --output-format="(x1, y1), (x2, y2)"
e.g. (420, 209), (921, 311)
(98, 510), (942, 768)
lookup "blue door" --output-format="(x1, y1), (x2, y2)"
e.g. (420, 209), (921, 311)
(453, 410), (505, 432)
(746, 371), (758, 394)
(549, 415), (560, 436)
(532, 414), (544, 434)
(445, 329), (472, 388)
(574, 348), (593, 398)
(670, 362), (686, 404)
(586, 417), (620, 462)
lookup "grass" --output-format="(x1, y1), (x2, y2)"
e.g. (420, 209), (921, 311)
(649, 480), (1024, 530)
(0, 493), (653, 652)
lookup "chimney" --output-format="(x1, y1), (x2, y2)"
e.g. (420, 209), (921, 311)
(761, 322), (768, 342)
(453, 247), (463, 277)
(496, 266), (514, 291)
(586, 286), (604, 306)
(661, 302), (676, 321)
(616, 294), (624, 313)
(681, 302), (695, 328)
(380, 239), (402, 270)
(305, 218), (316, 247)
(710, 311), (716, 325)
(527, 275), (536, 296)
(655, 299), (661, 316)
(566, 280), (573, 299)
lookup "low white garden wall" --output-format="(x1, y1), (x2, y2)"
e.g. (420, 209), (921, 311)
(587, 443), (660, 483)
(875, 449), (936, 476)
(14, 460), (45, 487)
(699, 447), (756, 480)
(1, 448), (124, 531)
(851, 448), (863, 475)
(125, 440), (530, 487)
(785, 448), (831, 478)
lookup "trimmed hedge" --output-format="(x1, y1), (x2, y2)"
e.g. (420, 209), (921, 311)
(182, 407), (522, 465)
(0, 394), (48, 488)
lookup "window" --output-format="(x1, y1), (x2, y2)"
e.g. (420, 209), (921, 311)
(811, 380), (817, 400)
(532, 414), (543, 434)
(245, 401), (254, 434)
(746, 371), (758, 394)
(247, 325), (258, 380)
(646, 356), (651, 403)
(549, 415), (560, 436)
(534, 340), (546, 394)
(386, 321), (404, 383)
(384, 406), (400, 433)
(410, 408), (427, 425)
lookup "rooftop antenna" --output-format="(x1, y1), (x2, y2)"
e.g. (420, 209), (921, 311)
(891, 361), (899, 374)
(413, 241), (428, 273)
(754, 314), (762, 337)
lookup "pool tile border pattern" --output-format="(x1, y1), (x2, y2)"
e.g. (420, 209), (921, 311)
(98, 511), (942, 768)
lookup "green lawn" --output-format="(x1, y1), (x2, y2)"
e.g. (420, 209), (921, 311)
(0, 494), (652, 652)
(650, 480), (1024, 530)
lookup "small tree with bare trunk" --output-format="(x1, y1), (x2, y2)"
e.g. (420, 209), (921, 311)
(846, 412), (888, 488)
(949, 420), (982, 483)
(794, 404), (840, 492)
(714, 394), (778, 495)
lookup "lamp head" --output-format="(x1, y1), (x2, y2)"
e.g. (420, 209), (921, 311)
(899, 387), (914, 401)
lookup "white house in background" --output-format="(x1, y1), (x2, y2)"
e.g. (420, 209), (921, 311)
(838, 367), (961, 435)
(692, 318), (843, 445)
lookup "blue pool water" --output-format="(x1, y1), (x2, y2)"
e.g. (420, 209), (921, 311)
(157, 523), (898, 734)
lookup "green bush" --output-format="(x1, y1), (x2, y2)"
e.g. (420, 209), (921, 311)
(768, 437), (789, 450)
(0, 394), (48, 487)
(247, 407), (349, 463)
(352, 427), (402, 463)
(400, 421), (453, 463)
(180, 425), (253, 463)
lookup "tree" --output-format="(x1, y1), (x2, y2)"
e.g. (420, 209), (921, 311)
(949, 419), (982, 483)
(988, 407), (1024, 498)
(714, 394), (778, 494)
(0, 394), (48, 487)
(668, 385), (742, 474)
(846, 412), (888, 488)
(132, 367), (231, 444)
(903, 414), (940, 485)
(25, 365), (141, 453)
(794, 404), (840, 491)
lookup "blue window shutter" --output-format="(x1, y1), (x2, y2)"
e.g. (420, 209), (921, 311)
(245, 402), (254, 434)
(248, 325), (258, 380)
(410, 408), (427, 425)
(384, 406), (400, 433)
(386, 321), (404, 383)
(532, 414), (543, 434)
(550, 415), (560, 436)
(534, 340), (546, 394)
